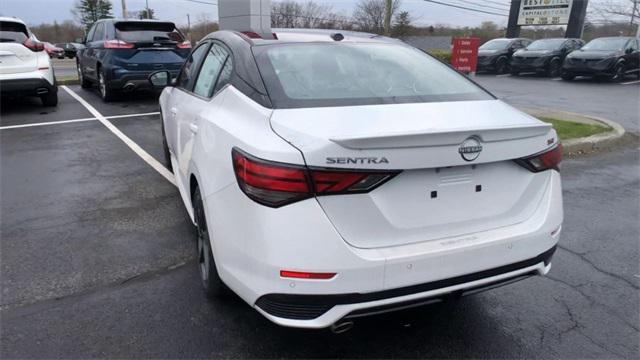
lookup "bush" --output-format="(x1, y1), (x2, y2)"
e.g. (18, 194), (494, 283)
(426, 49), (452, 64)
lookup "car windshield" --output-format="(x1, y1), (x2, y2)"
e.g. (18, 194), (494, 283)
(115, 22), (184, 43)
(254, 43), (493, 108)
(526, 39), (565, 51)
(0, 21), (29, 43)
(582, 38), (629, 51)
(480, 39), (511, 50)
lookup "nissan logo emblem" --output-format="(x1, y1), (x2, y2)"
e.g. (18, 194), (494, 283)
(458, 137), (483, 162)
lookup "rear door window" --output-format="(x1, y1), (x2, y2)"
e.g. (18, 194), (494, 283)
(0, 21), (29, 43)
(177, 42), (209, 91)
(193, 44), (230, 98)
(115, 22), (184, 43)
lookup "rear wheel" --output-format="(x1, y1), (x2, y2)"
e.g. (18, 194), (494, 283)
(78, 62), (91, 89)
(495, 57), (510, 75)
(40, 91), (58, 107)
(547, 58), (561, 78)
(98, 68), (116, 102)
(193, 186), (228, 299)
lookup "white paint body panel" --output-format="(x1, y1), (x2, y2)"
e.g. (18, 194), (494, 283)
(161, 53), (563, 329)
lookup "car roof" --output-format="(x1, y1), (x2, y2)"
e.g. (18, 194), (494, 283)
(593, 36), (635, 40)
(205, 28), (401, 46)
(0, 16), (27, 25)
(96, 18), (176, 25)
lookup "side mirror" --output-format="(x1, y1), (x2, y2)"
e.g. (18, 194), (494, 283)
(149, 70), (173, 88)
(625, 47), (634, 54)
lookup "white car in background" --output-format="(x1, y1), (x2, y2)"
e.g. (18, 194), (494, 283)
(149, 29), (563, 331)
(0, 17), (57, 106)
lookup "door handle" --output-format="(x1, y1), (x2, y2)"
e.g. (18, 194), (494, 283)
(189, 123), (198, 134)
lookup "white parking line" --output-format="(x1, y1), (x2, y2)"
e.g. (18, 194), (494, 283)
(0, 117), (97, 130)
(61, 86), (175, 186)
(621, 80), (640, 85)
(0, 112), (160, 130)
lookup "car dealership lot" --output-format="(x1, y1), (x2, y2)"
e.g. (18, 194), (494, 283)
(1, 79), (638, 358)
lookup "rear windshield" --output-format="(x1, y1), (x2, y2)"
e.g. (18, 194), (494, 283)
(254, 43), (493, 108)
(0, 21), (29, 43)
(115, 22), (184, 43)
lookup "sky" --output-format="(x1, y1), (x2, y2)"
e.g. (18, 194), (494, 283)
(0, 0), (618, 28)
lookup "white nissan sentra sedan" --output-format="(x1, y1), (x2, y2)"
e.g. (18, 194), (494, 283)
(149, 29), (563, 330)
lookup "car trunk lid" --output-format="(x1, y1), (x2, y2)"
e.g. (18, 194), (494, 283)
(270, 99), (557, 249)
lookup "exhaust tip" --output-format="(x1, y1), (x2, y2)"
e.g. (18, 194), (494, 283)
(123, 83), (136, 92)
(330, 320), (354, 334)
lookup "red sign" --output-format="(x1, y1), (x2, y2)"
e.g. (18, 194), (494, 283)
(451, 37), (480, 73)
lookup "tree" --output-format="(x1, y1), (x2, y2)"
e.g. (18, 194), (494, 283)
(72, 0), (114, 32)
(271, 0), (348, 29)
(352, 0), (401, 34)
(590, 0), (639, 35)
(392, 11), (412, 38)
(138, 8), (155, 20)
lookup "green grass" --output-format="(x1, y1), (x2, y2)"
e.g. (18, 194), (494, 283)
(537, 116), (611, 141)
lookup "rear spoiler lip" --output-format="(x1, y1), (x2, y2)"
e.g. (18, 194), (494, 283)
(330, 123), (553, 150)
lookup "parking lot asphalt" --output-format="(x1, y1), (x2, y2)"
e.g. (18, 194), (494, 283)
(1, 79), (639, 358)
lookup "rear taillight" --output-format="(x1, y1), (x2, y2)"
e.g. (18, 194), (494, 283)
(516, 144), (563, 172)
(177, 40), (191, 49)
(23, 38), (44, 52)
(240, 31), (278, 40)
(104, 40), (134, 49)
(232, 149), (399, 208)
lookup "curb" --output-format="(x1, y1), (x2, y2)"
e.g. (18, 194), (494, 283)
(57, 79), (80, 86)
(518, 107), (626, 154)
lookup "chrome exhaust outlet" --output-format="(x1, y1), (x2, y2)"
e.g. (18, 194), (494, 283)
(330, 320), (354, 334)
(123, 83), (136, 92)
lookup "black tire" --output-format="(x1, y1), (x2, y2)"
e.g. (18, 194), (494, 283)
(611, 62), (626, 82)
(547, 58), (562, 78)
(495, 57), (510, 75)
(161, 117), (172, 171)
(78, 62), (92, 89)
(193, 186), (228, 299)
(40, 91), (58, 107)
(98, 67), (116, 102)
(561, 71), (575, 81)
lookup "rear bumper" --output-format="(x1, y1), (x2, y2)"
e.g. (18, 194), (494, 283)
(207, 167), (563, 329)
(107, 68), (180, 90)
(0, 77), (57, 96)
(256, 246), (555, 324)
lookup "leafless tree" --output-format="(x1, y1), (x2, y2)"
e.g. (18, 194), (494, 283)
(271, 1), (349, 29)
(589, 0), (639, 35)
(352, 0), (401, 34)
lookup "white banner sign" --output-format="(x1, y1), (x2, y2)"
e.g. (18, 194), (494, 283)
(517, 0), (574, 26)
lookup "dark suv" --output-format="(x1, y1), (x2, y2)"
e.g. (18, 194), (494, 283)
(477, 38), (532, 74)
(77, 19), (191, 101)
(510, 38), (584, 77)
(562, 37), (640, 81)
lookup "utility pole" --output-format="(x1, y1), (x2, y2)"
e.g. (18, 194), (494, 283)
(145, 0), (150, 19)
(187, 14), (191, 43)
(384, 0), (392, 36)
(631, 0), (638, 36)
(121, 0), (128, 19)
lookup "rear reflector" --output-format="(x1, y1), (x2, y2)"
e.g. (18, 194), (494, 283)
(232, 148), (399, 208)
(104, 40), (135, 49)
(280, 270), (336, 280)
(516, 144), (563, 172)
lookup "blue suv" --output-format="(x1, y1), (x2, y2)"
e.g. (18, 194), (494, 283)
(77, 19), (190, 101)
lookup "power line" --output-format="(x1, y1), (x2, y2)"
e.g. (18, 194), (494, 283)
(421, 0), (509, 17)
(450, 0), (511, 12)
(474, 0), (512, 8)
(181, 0), (217, 5)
